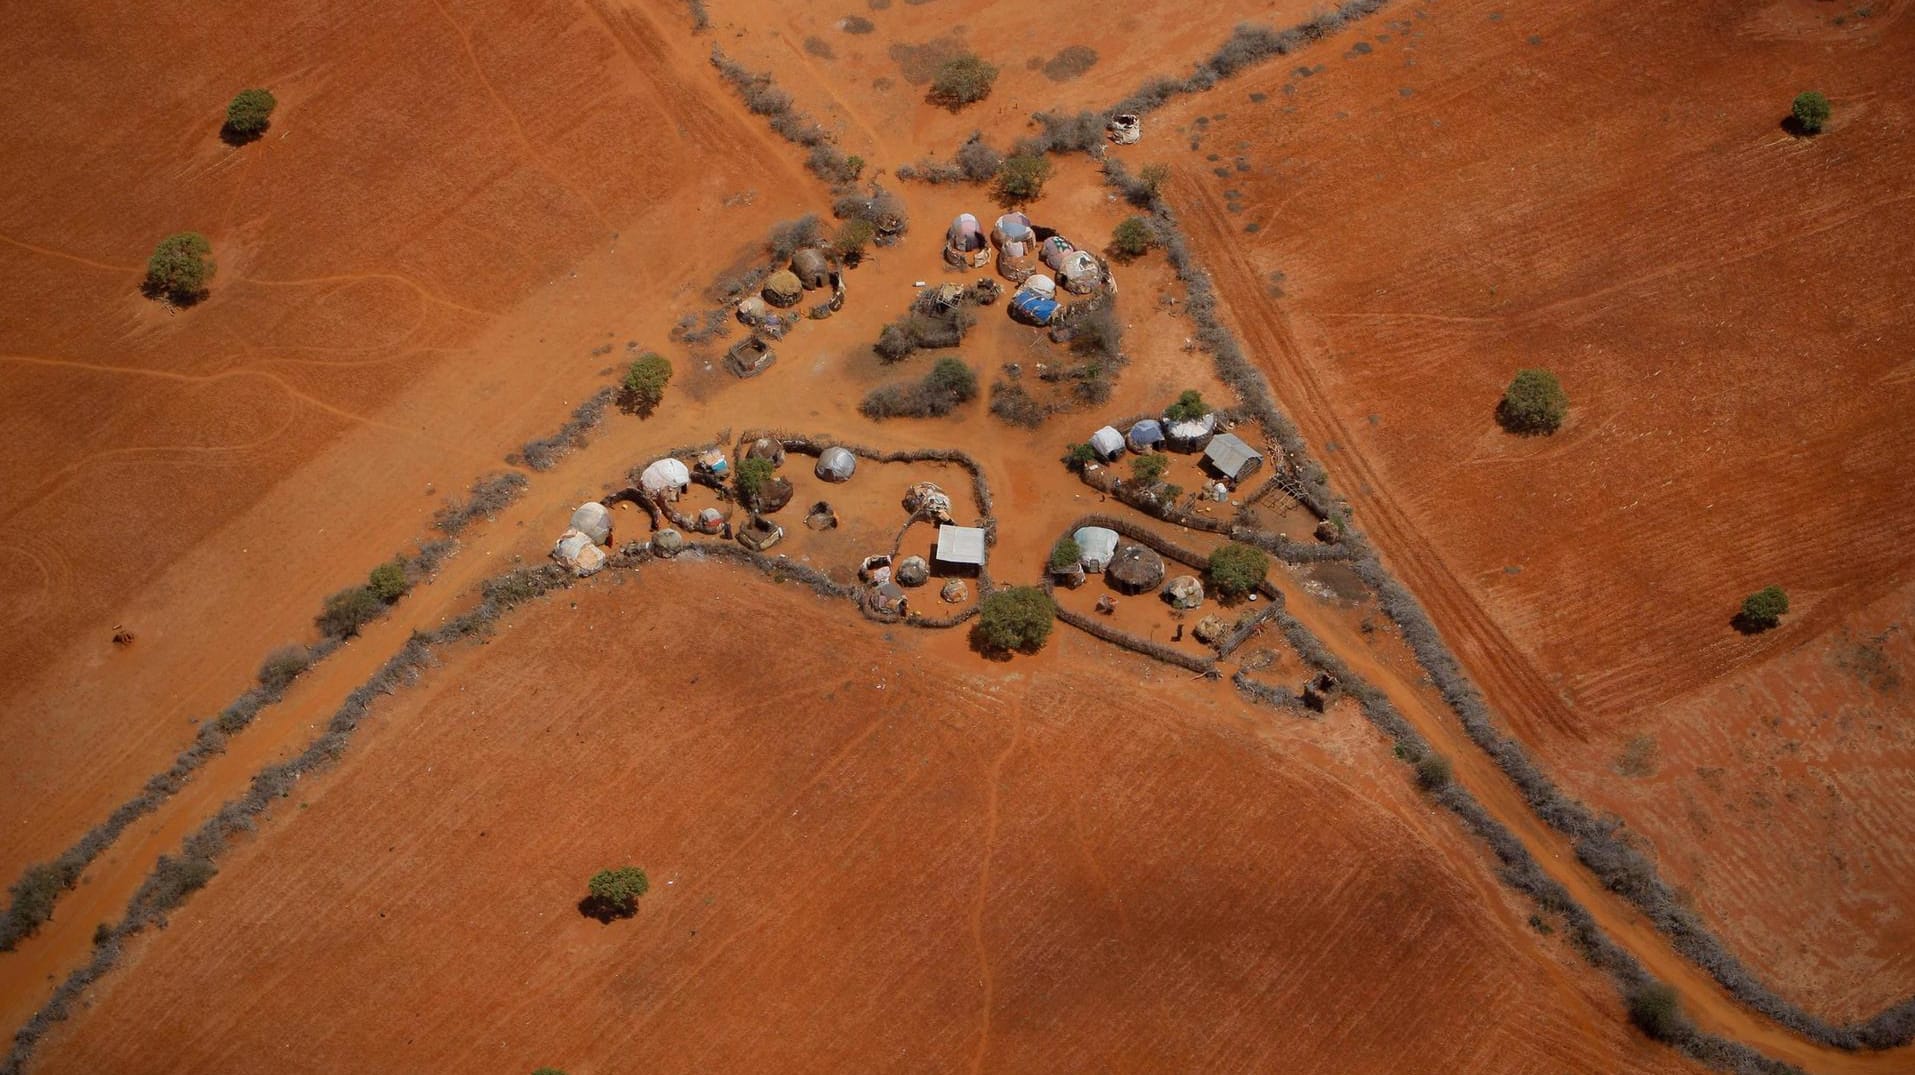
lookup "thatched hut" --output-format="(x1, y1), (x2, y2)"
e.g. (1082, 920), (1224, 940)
(754, 475), (794, 513)
(745, 437), (786, 465)
(1163, 575), (1205, 610)
(790, 248), (834, 289)
(639, 458), (691, 500)
(815, 446), (857, 482)
(736, 295), (769, 325)
(762, 269), (804, 308)
(569, 502), (612, 545)
(1193, 613), (1230, 646)
(903, 481), (953, 522)
(1107, 544), (1165, 595)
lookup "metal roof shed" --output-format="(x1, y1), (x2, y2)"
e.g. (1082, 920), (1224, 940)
(1202, 432), (1264, 482)
(935, 525), (988, 569)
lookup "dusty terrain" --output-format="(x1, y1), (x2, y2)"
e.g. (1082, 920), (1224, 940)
(30, 571), (1694, 1075)
(3, 0), (1910, 1070)
(1152, 0), (1915, 1016)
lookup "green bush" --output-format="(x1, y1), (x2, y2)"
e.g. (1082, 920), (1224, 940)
(1496, 368), (1568, 434)
(223, 88), (277, 141)
(832, 218), (875, 261)
(316, 586), (384, 639)
(144, 232), (215, 303)
(621, 352), (673, 413)
(974, 587), (1057, 654)
(531, 1069), (568, 1075)
(1415, 755), (1452, 790)
(929, 53), (998, 109)
(1062, 443), (1098, 471)
(585, 866), (649, 919)
(1207, 542), (1269, 601)
(1131, 452), (1169, 485)
(1165, 389), (1211, 422)
(1136, 163), (1170, 202)
(734, 456), (776, 508)
(367, 560), (410, 604)
(1109, 216), (1156, 261)
(1048, 536), (1082, 572)
(1736, 586), (1789, 633)
(993, 154), (1053, 205)
(1627, 982), (1685, 1041)
(925, 356), (979, 401)
(859, 358), (980, 421)
(1791, 91), (1830, 134)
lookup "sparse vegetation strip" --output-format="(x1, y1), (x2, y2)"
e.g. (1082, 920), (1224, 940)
(513, 387), (618, 471)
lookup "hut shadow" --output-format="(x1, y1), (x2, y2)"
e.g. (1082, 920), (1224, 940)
(577, 895), (636, 924)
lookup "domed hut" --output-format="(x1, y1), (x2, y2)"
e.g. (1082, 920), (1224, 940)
(870, 580), (908, 615)
(552, 530), (606, 577)
(753, 475), (795, 513)
(1163, 575), (1205, 610)
(1039, 235), (1076, 272)
(762, 269), (804, 308)
(1107, 543), (1166, 595)
(1024, 274), (1057, 298)
(896, 556), (930, 587)
(1127, 419), (1165, 453)
(651, 529), (685, 557)
(815, 446), (857, 482)
(1008, 288), (1059, 326)
(695, 507), (726, 534)
(790, 248), (834, 289)
(736, 295), (769, 325)
(1087, 425), (1126, 463)
(639, 457), (691, 501)
(1059, 250), (1104, 295)
(993, 212), (1037, 283)
(744, 437), (786, 465)
(1073, 526), (1119, 572)
(944, 213), (989, 268)
(1164, 411), (1219, 452)
(569, 502), (612, 546)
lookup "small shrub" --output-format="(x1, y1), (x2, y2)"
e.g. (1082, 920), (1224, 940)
(988, 381), (1046, 429)
(1736, 586), (1789, 633)
(875, 321), (920, 362)
(1048, 536), (1083, 572)
(367, 560), (410, 604)
(860, 358), (978, 420)
(144, 232), (215, 303)
(1415, 754), (1452, 790)
(955, 133), (1003, 182)
(803, 35), (835, 59)
(621, 352), (673, 414)
(1, 864), (65, 951)
(583, 866), (649, 922)
(1108, 216), (1156, 261)
(316, 586), (384, 640)
(832, 217), (875, 261)
(1496, 368), (1568, 434)
(1065, 300), (1123, 360)
(1131, 452), (1170, 485)
(1208, 542), (1270, 600)
(925, 356), (979, 401)
(532, 1069), (568, 1075)
(929, 53), (998, 109)
(1791, 91), (1830, 134)
(222, 88), (277, 143)
(734, 456), (776, 509)
(974, 587), (1057, 654)
(993, 154), (1053, 205)
(1134, 163), (1171, 205)
(1627, 982), (1685, 1041)
(1062, 443), (1098, 471)
(767, 215), (825, 258)
(841, 15), (875, 34)
(256, 645), (313, 692)
(1041, 45), (1099, 82)
(1165, 389), (1211, 422)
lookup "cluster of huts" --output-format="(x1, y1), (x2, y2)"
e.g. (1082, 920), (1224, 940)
(943, 212), (1112, 328)
(1054, 525), (1242, 647)
(726, 247), (849, 377)
(861, 483), (986, 615)
(1087, 410), (1266, 490)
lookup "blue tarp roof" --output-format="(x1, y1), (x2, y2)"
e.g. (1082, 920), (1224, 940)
(1129, 419), (1164, 443)
(1009, 290), (1060, 325)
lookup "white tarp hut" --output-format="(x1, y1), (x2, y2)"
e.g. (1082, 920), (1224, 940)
(1059, 250), (1103, 294)
(1165, 411), (1219, 451)
(935, 525), (988, 570)
(1202, 432), (1264, 483)
(552, 529), (606, 577)
(569, 502), (611, 545)
(1088, 425), (1125, 462)
(1024, 274), (1056, 297)
(815, 446), (857, 482)
(639, 457), (691, 499)
(1073, 526), (1119, 572)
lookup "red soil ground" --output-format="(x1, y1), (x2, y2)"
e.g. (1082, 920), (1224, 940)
(1153, 0), (1915, 1016)
(29, 570), (1697, 1075)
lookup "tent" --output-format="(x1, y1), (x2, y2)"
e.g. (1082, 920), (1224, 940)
(1127, 419), (1165, 453)
(935, 525), (988, 570)
(569, 502), (611, 545)
(1088, 425), (1125, 462)
(1039, 235), (1076, 271)
(1059, 250), (1103, 294)
(1073, 526), (1119, 572)
(639, 457), (691, 499)
(1202, 432), (1264, 483)
(815, 446), (857, 482)
(790, 248), (834, 289)
(1008, 289), (1059, 325)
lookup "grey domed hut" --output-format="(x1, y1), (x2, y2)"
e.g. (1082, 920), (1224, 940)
(569, 502), (612, 545)
(1163, 575), (1204, 610)
(745, 437), (786, 465)
(762, 269), (804, 308)
(790, 248), (834, 290)
(815, 446), (857, 482)
(1107, 544), (1166, 595)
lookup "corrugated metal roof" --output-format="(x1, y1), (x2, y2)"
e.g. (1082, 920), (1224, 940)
(936, 525), (988, 566)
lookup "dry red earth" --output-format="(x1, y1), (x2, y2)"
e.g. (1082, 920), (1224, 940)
(29, 571), (1697, 1075)
(1152, 0), (1915, 1016)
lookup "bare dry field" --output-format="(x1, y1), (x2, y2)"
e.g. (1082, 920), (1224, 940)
(1151, 0), (1915, 1016)
(29, 570), (1696, 1075)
